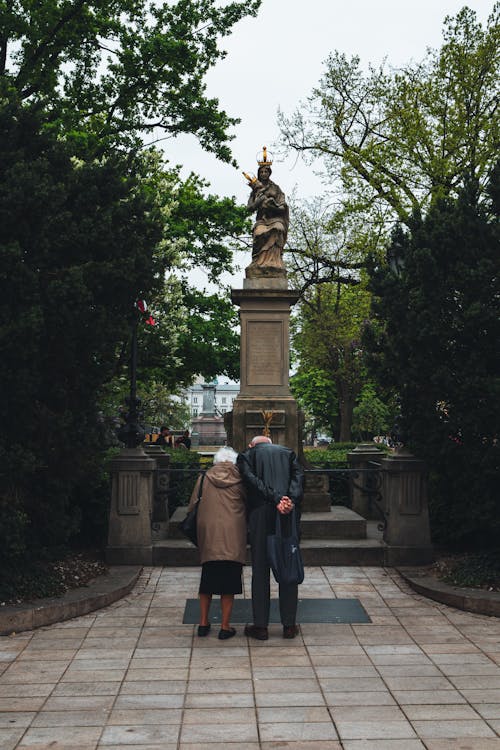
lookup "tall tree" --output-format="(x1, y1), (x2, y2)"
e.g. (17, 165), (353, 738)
(0, 106), (163, 553)
(279, 5), (499, 255)
(365, 168), (500, 547)
(293, 282), (372, 441)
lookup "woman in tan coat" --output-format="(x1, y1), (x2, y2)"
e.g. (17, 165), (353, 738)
(187, 446), (246, 640)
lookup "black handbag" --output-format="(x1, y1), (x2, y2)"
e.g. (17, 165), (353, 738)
(267, 507), (304, 585)
(179, 474), (205, 547)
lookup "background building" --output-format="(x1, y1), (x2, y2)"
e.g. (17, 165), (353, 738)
(183, 378), (240, 419)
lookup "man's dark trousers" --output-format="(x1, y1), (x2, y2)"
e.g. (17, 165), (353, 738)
(248, 505), (298, 627)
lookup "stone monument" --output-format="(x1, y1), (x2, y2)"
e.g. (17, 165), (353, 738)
(227, 148), (301, 453)
(190, 381), (226, 446)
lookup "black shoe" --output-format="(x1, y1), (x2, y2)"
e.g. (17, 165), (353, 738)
(197, 624), (211, 637)
(283, 624), (299, 639)
(218, 627), (236, 640)
(244, 624), (269, 641)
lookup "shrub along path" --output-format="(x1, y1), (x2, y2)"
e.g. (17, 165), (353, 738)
(1, 566), (500, 749)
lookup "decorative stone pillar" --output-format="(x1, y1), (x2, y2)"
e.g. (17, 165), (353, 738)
(381, 450), (433, 565)
(143, 444), (170, 541)
(347, 443), (384, 519)
(106, 446), (155, 564)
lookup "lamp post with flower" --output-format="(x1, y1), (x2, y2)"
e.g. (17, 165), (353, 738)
(117, 300), (156, 448)
(107, 299), (157, 564)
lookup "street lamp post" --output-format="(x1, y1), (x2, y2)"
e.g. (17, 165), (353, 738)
(117, 306), (147, 448)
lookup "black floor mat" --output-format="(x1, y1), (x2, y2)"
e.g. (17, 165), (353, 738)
(183, 598), (371, 624)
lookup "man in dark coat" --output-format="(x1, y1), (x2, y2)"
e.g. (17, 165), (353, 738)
(237, 435), (304, 640)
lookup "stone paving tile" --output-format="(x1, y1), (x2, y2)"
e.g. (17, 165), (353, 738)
(30, 709), (109, 727)
(412, 719), (496, 738)
(0, 713), (35, 728)
(16, 725), (102, 747)
(259, 722), (339, 742)
(0, 699), (45, 713)
(114, 694), (184, 710)
(257, 706), (331, 723)
(255, 692), (326, 707)
(401, 703), (482, 720)
(334, 720), (417, 740)
(180, 722), (258, 743)
(107, 708), (182, 725)
(43, 696), (115, 711)
(330, 705), (407, 721)
(0, 684), (54, 698)
(324, 690), (397, 706)
(99, 725), (180, 745)
(119, 680), (186, 695)
(51, 681), (120, 696)
(391, 689), (467, 704)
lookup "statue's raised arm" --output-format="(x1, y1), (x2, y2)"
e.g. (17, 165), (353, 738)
(243, 147), (289, 278)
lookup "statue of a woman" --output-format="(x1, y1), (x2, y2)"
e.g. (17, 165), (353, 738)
(245, 161), (289, 275)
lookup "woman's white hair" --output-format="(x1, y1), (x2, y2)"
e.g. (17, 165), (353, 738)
(213, 446), (238, 465)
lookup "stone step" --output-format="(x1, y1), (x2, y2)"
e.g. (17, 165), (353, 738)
(153, 523), (385, 567)
(168, 506), (366, 541)
(300, 508), (366, 539)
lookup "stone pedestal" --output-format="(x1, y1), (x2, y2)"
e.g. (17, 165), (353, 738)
(190, 415), (226, 446)
(381, 450), (433, 565)
(106, 447), (155, 564)
(228, 283), (300, 453)
(347, 443), (384, 519)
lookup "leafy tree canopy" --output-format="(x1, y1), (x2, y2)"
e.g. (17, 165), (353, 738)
(1, 0), (261, 159)
(290, 367), (338, 439)
(293, 281), (374, 441)
(279, 5), (499, 255)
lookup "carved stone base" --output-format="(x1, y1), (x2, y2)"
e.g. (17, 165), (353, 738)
(226, 396), (300, 454)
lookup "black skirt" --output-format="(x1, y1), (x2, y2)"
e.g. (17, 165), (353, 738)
(199, 561), (243, 595)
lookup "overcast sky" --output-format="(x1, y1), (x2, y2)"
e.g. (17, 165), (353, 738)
(163, 0), (494, 288)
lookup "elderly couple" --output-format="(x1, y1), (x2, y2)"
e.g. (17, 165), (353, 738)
(188, 436), (304, 641)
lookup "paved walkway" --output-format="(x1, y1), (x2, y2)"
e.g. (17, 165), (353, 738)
(1, 566), (500, 750)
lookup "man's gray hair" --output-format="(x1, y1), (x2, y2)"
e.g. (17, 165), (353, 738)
(213, 446), (238, 465)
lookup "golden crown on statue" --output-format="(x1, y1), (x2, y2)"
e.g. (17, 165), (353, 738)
(257, 146), (273, 166)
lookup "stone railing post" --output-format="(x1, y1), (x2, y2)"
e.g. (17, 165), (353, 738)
(106, 446), (155, 564)
(143, 444), (170, 541)
(347, 443), (384, 519)
(380, 450), (433, 565)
